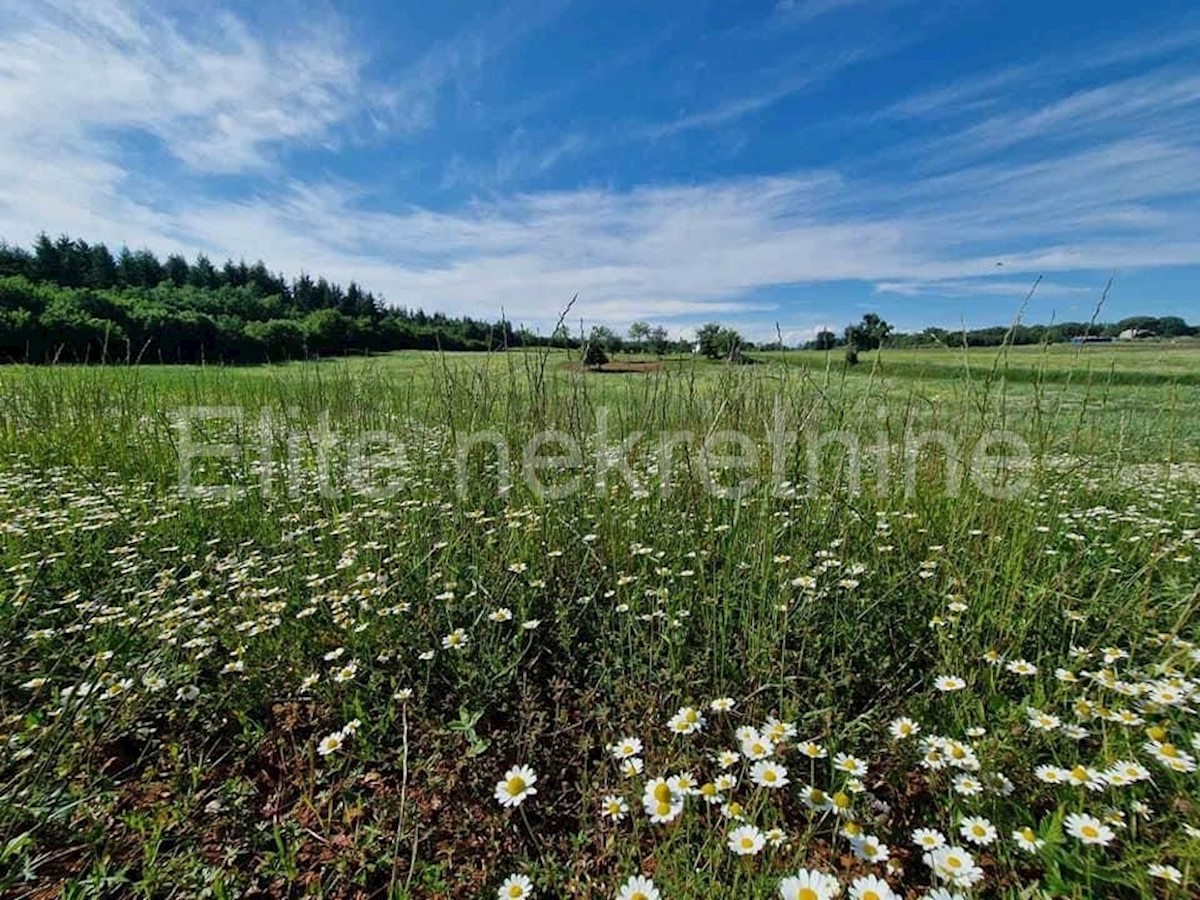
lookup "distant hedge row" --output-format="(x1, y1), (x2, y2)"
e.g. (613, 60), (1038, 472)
(0, 234), (563, 363)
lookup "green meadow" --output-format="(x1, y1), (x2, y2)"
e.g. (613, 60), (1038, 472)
(1, 344), (1198, 898)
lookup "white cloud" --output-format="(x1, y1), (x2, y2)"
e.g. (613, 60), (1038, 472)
(0, 2), (1198, 337)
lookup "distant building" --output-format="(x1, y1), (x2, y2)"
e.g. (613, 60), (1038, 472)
(1070, 335), (1113, 344)
(1117, 328), (1155, 340)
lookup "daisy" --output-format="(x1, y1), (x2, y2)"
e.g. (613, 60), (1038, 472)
(488, 608), (513, 622)
(959, 816), (997, 846)
(926, 846), (984, 889)
(952, 774), (983, 797)
(497, 874), (534, 899)
(441, 628), (468, 650)
(667, 706), (706, 736)
(620, 757), (644, 778)
(616, 875), (660, 900)
(1066, 764), (1107, 791)
(1064, 812), (1115, 846)
(1148, 864), (1182, 885)
(600, 794), (629, 822)
(710, 697), (736, 712)
(728, 824), (766, 856)
(852, 834), (890, 864)
(741, 732), (776, 760)
(1006, 659), (1038, 676)
(642, 778), (683, 824)
(1143, 740), (1197, 773)
(833, 752), (868, 777)
(751, 760), (789, 789)
(934, 675), (966, 692)
(716, 749), (741, 768)
(317, 731), (344, 756)
(912, 828), (946, 851)
(714, 773), (738, 792)
(801, 785), (832, 812)
(779, 869), (841, 900)
(889, 717), (920, 739)
(1011, 826), (1044, 852)
(1035, 765), (1069, 784)
(764, 717), (798, 742)
(1026, 708), (1061, 731)
(609, 737), (643, 760)
(797, 740), (828, 759)
(494, 765), (538, 808)
(848, 874), (896, 900)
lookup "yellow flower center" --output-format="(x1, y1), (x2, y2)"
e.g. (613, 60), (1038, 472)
(1071, 765), (1089, 781)
(632, 893), (648, 900)
(832, 791), (850, 809)
(1160, 743), (1179, 758)
(506, 776), (526, 794)
(507, 887), (523, 898)
(740, 837), (754, 849)
(654, 783), (672, 803)
(655, 801), (671, 816)
(798, 890), (818, 900)
(1082, 824), (1099, 838)
(863, 892), (880, 900)
(946, 856), (962, 869)
(764, 770), (777, 783)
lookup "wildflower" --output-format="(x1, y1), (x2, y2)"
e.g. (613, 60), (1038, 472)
(852, 834), (890, 864)
(912, 828), (946, 851)
(600, 794), (629, 822)
(765, 827), (787, 847)
(952, 774), (983, 797)
(317, 732), (344, 756)
(1026, 708), (1061, 732)
(442, 628), (468, 650)
(833, 753), (868, 777)
(934, 675), (966, 692)
(521, 619), (541, 630)
(332, 661), (358, 683)
(959, 816), (997, 846)
(20, 677), (48, 690)
(642, 778), (683, 824)
(848, 874), (897, 900)
(751, 760), (789, 789)
(610, 737), (643, 760)
(1035, 765), (1069, 784)
(1148, 864), (1182, 885)
(710, 697), (736, 712)
(615, 875), (659, 900)
(667, 772), (699, 795)
(1066, 764), (1107, 791)
(728, 824), (766, 856)
(494, 765), (538, 808)
(1012, 827), (1044, 852)
(722, 800), (746, 820)
(926, 846), (984, 889)
(667, 706), (706, 736)
(1006, 659), (1038, 676)
(488, 608), (513, 622)
(716, 749), (740, 768)
(714, 773), (738, 792)
(1064, 812), (1115, 846)
(764, 717), (797, 742)
(741, 731), (776, 760)
(779, 869), (841, 900)
(1143, 740), (1197, 773)
(797, 740), (827, 759)
(801, 785), (831, 812)
(889, 717), (920, 739)
(497, 874), (533, 899)
(620, 757), (644, 778)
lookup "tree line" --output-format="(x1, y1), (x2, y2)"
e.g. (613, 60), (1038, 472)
(0, 234), (552, 363)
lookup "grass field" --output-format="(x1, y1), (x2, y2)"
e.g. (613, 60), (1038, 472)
(1, 344), (1198, 898)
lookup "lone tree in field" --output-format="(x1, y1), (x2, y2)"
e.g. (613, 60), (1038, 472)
(696, 322), (745, 360)
(844, 313), (893, 352)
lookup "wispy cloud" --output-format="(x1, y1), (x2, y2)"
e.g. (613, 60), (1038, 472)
(0, 2), (1198, 335)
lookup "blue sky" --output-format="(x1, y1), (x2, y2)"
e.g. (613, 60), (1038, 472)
(1, 0), (1199, 342)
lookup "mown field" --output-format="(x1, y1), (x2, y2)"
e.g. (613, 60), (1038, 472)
(1, 345), (1198, 899)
